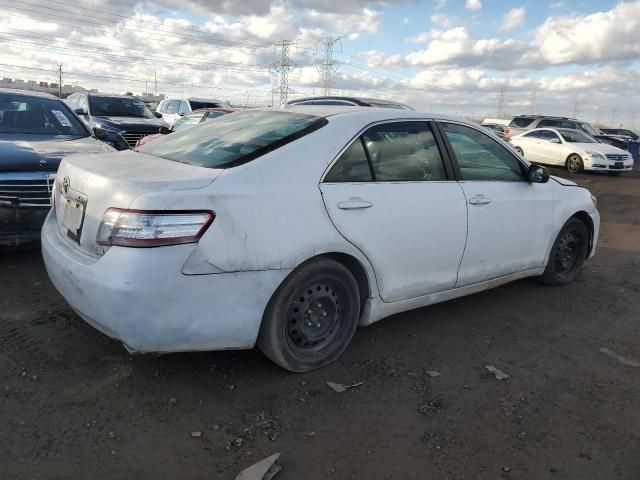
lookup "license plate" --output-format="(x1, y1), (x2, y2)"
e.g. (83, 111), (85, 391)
(615, 162), (623, 168)
(62, 195), (86, 243)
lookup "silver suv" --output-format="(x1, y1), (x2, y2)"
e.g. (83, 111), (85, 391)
(156, 97), (231, 126)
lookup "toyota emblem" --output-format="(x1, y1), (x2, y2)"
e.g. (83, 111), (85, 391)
(62, 176), (70, 194)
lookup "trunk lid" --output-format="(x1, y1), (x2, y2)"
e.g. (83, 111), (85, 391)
(54, 150), (222, 256)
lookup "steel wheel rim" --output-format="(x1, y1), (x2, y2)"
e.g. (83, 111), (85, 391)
(555, 230), (582, 273)
(568, 156), (580, 172)
(285, 280), (344, 355)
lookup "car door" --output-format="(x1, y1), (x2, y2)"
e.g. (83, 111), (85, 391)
(320, 121), (468, 302)
(438, 121), (554, 286)
(518, 131), (546, 163)
(536, 130), (566, 166)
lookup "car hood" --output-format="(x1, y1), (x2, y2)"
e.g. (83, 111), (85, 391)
(91, 116), (168, 131)
(571, 142), (628, 155)
(0, 134), (114, 172)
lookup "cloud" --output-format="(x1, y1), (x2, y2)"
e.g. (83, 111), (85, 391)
(465, 0), (482, 11)
(500, 7), (525, 32)
(305, 8), (382, 39)
(430, 14), (455, 28)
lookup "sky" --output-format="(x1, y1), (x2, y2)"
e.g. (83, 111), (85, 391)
(1, 0), (639, 125)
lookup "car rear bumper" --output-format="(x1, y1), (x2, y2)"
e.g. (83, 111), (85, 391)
(41, 211), (290, 353)
(0, 206), (49, 245)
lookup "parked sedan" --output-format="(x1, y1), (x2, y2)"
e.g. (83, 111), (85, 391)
(135, 108), (234, 147)
(511, 128), (634, 173)
(42, 108), (599, 372)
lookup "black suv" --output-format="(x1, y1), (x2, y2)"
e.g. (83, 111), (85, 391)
(66, 93), (168, 150)
(0, 89), (114, 245)
(507, 115), (628, 150)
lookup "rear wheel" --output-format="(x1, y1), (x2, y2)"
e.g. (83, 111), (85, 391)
(257, 258), (360, 372)
(566, 154), (584, 173)
(540, 218), (589, 286)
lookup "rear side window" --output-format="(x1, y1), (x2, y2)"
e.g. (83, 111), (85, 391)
(523, 130), (542, 138)
(138, 110), (327, 169)
(166, 100), (180, 114)
(324, 140), (372, 182)
(509, 117), (535, 128)
(190, 101), (223, 110)
(537, 119), (562, 128)
(363, 122), (447, 181)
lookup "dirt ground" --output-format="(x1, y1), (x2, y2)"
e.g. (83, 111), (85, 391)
(1, 165), (639, 480)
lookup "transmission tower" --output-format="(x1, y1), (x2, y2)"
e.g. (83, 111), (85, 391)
(271, 40), (296, 105)
(316, 36), (344, 96)
(497, 86), (506, 118)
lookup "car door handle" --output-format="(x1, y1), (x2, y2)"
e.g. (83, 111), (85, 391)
(469, 195), (491, 205)
(337, 198), (373, 210)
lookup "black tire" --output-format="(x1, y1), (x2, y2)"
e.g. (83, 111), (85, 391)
(566, 154), (584, 173)
(257, 258), (360, 372)
(515, 146), (524, 156)
(540, 218), (589, 286)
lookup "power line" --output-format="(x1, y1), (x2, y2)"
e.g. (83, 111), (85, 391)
(316, 36), (343, 96)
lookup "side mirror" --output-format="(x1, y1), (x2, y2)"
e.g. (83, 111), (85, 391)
(75, 107), (87, 116)
(527, 164), (550, 183)
(159, 126), (171, 135)
(550, 138), (561, 144)
(93, 127), (109, 140)
(155, 111), (163, 118)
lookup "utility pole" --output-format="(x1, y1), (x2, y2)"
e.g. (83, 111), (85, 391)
(154, 71), (157, 96)
(611, 108), (617, 126)
(497, 86), (506, 118)
(316, 36), (343, 96)
(529, 88), (538, 114)
(572, 100), (579, 118)
(57, 63), (62, 99)
(272, 40), (296, 105)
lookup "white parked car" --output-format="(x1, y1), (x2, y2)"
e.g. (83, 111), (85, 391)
(155, 97), (231, 126)
(510, 128), (634, 173)
(42, 108), (600, 372)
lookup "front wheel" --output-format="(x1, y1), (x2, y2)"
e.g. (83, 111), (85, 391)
(566, 154), (584, 173)
(540, 218), (589, 286)
(257, 258), (360, 372)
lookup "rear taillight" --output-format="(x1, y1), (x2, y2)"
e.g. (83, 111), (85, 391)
(96, 208), (214, 247)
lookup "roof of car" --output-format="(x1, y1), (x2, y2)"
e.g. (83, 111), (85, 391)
(269, 105), (465, 124)
(191, 108), (235, 113)
(0, 88), (59, 99)
(288, 96), (412, 109)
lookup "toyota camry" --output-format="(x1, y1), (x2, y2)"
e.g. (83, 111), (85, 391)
(42, 107), (600, 372)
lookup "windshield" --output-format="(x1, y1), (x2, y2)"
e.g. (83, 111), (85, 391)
(172, 113), (204, 132)
(138, 110), (327, 168)
(190, 101), (225, 110)
(560, 130), (597, 143)
(0, 93), (88, 136)
(579, 122), (600, 136)
(89, 96), (156, 118)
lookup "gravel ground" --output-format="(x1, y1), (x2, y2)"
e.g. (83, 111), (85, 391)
(1, 166), (639, 480)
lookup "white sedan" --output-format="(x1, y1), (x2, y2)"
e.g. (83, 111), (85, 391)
(42, 107), (600, 372)
(510, 128), (634, 173)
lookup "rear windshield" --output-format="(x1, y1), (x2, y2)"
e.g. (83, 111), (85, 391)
(0, 93), (88, 136)
(509, 117), (535, 128)
(137, 110), (327, 168)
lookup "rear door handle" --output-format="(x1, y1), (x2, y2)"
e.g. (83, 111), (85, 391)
(469, 195), (491, 205)
(337, 198), (373, 210)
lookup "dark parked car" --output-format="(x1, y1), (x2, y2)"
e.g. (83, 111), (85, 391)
(287, 96), (414, 110)
(599, 128), (639, 141)
(0, 89), (114, 245)
(507, 115), (629, 150)
(66, 93), (168, 150)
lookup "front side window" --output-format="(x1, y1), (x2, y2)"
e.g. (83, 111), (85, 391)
(205, 111), (226, 120)
(538, 130), (560, 142)
(363, 122), (447, 181)
(441, 123), (525, 181)
(138, 110), (327, 169)
(178, 101), (189, 115)
(523, 130), (542, 138)
(0, 93), (88, 136)
(77, 96), (88, 113)
(324, 139), (372, 182)
(578, 122), (600, 136)
(89, 96), (156, 119)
